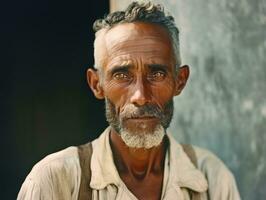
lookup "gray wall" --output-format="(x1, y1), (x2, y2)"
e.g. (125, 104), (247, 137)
(110, 0), (266, 199)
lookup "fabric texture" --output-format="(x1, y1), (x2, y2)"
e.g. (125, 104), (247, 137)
(77, 142), (93, 200)
(77, 142), (200, 200)
(17, 127), (241, 200)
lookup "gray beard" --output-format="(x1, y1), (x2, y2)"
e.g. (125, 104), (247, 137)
(105, 98), (174, 149)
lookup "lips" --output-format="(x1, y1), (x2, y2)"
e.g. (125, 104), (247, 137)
(126, 116), (158, 121)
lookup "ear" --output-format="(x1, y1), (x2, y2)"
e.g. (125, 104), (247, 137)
(174, 65), (190, 96)
(87, 68), (105, 99)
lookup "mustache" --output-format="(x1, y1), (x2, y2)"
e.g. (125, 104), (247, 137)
(120, 104), (163, 120)
(105, 98), (174, 131)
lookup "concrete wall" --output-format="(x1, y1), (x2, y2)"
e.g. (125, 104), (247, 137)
(110, 0), (266, 199)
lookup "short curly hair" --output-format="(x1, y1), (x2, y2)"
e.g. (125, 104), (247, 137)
(93, 1), (181, 70)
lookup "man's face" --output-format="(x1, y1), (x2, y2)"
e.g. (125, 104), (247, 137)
(92, 22), (179, 148)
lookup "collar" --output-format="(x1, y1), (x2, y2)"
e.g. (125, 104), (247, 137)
(90, 127), (208, 193)
(167, 133), (208, 192)
(90, 127), (121, 189)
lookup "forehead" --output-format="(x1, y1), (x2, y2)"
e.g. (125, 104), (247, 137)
(97, 22), (175, 68)
(105, 22), (172, 46)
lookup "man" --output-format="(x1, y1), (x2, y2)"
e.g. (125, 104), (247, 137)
(18, 1), (241, 200)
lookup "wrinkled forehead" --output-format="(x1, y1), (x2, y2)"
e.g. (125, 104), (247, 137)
(93, 22), (175, 69)
(104, 22), (172, 51)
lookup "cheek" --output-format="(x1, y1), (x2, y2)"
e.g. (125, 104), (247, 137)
(103, 81), (129, 111)
(151, 80), (176, 107)
(103, 78), (176, 111)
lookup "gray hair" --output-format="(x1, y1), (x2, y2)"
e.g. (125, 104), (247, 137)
(92, 1), (181, 71)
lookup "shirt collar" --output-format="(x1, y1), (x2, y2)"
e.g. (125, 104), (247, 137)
(90, 127), (208, 193)
(167, 133), (208, 192)
(90, 127), (121, 189)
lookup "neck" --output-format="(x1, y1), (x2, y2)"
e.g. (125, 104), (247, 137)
(110, 128), (168, 179)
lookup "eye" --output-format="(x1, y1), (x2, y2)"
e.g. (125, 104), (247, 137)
(113, 72), (131, 81)
(148, 71), (166, 81)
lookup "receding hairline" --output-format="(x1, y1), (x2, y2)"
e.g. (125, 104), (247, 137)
(93, 21), (178, 70)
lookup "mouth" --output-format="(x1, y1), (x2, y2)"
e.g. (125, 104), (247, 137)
(126, 116), (158, 122)
(122, 115), (161, 130)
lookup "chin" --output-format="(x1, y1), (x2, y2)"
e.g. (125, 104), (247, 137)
(120, 125), (165, 149)
(122, 119), (160, 134)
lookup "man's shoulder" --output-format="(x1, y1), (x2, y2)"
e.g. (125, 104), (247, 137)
(18, 145), (85, 199)
(192, 145), (232, 176)
(27, 146), (81, 185)
(33, 146), (79, 170)
(192, 145), (240, 199)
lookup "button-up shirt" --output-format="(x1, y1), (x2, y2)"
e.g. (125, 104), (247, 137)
(18, 127), (241, 199)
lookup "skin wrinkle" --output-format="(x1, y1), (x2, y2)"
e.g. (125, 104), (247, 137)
(87, 21), (190, 200)
(105, 98), (174, 132)
(105, 23), (178, 117)
(104, 74), (175, 108)
(106, 55), (174, 74)
(94, 22), (176, 70)
(105, 98), (171, 149)
(104, 24), (169, 43)
(100, 23), (177, 149)
(105, 43), (174, 72)
(107, 39), (172, 58)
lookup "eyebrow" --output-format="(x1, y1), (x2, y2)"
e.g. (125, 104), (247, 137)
(108, 64), (168, 75)
(108, 65), (133, 75)
(148, 64), (168, 72)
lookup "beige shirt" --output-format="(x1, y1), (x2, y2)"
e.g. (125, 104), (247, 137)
(18, 127), (241, 200)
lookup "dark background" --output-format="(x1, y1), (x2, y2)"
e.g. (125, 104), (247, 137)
(1, 0), (109, 198)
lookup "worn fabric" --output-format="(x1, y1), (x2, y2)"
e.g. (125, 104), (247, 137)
(18, 127), (241, 200)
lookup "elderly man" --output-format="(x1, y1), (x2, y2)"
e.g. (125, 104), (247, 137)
(18, 1), (241, 200)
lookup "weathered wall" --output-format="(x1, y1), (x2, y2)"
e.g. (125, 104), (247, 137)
(110, 0), (266, 199)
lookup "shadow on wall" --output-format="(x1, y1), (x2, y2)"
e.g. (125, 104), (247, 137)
(2, 0), (109, 199)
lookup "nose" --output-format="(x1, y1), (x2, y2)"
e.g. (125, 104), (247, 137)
(130, 78), (151, 106)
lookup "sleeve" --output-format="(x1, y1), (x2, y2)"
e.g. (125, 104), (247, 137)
(17, 163), (60, 200)
(207, 166), (241, 200)
(17, 147), (81, 200)
(17, 177), (45, 200)
(195, 147), (241, 200)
